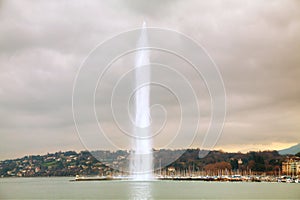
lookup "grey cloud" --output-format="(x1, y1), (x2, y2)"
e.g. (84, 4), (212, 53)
(0, 0), (300, 159)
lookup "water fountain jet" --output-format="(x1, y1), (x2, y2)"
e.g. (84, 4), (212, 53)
(130, 22), (153, 181)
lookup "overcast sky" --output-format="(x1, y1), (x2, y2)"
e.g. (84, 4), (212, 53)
(0, 0), (300, 160)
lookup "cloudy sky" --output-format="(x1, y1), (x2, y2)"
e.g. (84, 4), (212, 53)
(0, 0), (300, 160)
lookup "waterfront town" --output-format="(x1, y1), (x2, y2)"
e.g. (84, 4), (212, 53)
(1, 149), (299, 183)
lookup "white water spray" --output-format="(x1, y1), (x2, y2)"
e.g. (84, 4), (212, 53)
(130, 22), (153, 180)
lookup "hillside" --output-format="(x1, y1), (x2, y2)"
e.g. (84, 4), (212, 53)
(0, 149), (287, 177)
(278, 143), (300, 155)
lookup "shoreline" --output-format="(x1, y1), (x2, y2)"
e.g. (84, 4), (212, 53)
(73, 175), (299, 183)
(1, 175), (299, 183)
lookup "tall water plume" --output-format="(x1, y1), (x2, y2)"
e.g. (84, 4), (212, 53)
(130, 22), (153, 180)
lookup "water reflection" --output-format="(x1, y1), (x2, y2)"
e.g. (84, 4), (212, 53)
(129, 181), (153, 200)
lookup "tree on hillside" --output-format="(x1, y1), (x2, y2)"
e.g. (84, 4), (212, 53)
(204, 161), (231, 172)
(249, 152), (266, 172)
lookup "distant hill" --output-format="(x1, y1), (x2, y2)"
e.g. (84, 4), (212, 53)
(0, 149), (287, 177)
(278, 143), (300, 155)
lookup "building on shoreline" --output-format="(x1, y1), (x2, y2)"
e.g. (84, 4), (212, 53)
(282, 156), (300, 176)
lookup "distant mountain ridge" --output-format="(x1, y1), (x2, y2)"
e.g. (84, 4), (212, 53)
(278, 143), (300, 155)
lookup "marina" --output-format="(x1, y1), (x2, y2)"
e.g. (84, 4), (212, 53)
(74, 174), (300, 183)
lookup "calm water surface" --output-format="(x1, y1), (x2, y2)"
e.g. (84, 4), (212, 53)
(0, 177), (299, 199)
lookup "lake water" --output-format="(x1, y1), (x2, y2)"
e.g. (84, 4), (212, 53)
(0, 177), (299, 199)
